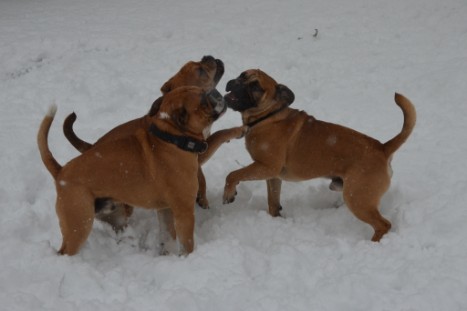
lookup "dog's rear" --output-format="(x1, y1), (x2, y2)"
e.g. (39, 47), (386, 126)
(38, 106), (95, 256)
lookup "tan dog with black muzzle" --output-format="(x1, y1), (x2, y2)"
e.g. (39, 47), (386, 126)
(223, 69), (416, 242)
(62, 56), (246, 231)
(38, 86), (227, 256)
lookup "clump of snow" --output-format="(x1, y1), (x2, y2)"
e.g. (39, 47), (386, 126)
(1, 0), (467, 310)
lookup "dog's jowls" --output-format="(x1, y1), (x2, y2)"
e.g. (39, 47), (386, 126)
(223, 69), (416, 242)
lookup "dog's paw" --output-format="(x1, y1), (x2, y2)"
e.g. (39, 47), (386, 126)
(196, 193), (210, 209)
(236, 125), (250, 138)
(224, 125), (250, 141)
(223, 188), (237, 204)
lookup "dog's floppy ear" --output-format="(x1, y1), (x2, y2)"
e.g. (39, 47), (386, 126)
(160, 79), (172, 94)
(148, 96), (164, 116)
(275, 84), (295, 106)
(172, 106), (188, 130)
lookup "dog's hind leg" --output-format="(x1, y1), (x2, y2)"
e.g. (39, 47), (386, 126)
(267, 178), (283, 217)
(342, 174), (391, 242)
(55, 186), (95, 255)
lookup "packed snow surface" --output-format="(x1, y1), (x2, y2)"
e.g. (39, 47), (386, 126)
(1, 0), (467, 310)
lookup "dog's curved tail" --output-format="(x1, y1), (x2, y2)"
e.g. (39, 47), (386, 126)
(63, 112), (92, 153)
(383, 93), (416, 156)
(37, 105), (62, 179)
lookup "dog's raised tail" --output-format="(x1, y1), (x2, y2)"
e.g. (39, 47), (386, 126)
(37, 105), (62, 179)
(63, 112), (93, 153)
(383, 93), (416, 156)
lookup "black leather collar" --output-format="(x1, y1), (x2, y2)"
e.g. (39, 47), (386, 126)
(149, 123), (208, 154)
(246, 105), (288, 128)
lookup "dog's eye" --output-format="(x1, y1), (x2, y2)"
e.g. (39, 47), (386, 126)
(248, 81), (263, 93)
(239, 72), (248, 80)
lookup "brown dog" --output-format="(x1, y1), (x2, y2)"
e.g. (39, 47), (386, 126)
(222, 69), (416, 242)
(38, 86), (227, 256)
(62, 56), (245, 230)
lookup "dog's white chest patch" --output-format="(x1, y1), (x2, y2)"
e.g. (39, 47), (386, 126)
(326, 135), (337, 146)
(203, 125), (212, 139)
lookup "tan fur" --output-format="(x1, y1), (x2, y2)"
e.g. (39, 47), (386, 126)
(61, 57), (245, 230)
(223, 69), (416, 241)
(38, 86), (225, 256)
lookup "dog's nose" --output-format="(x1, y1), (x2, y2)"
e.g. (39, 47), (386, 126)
(225, 79), (238, 92)
(201, 55), (216, 63)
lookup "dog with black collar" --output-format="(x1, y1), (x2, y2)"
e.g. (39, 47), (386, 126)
(38, 86), (226, 256)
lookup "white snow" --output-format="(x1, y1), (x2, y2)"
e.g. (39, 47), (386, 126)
(1, 0), (467, 310)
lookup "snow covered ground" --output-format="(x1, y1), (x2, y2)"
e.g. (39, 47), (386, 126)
(1, 0), (467, 310)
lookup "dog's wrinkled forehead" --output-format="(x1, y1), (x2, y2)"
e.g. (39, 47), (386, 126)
(241, 69), (277, 91)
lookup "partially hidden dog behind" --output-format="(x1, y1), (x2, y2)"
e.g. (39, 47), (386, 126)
(222, 69), (416, 242)
(63, 56), (246, 231)
(38, 86), (227, 256)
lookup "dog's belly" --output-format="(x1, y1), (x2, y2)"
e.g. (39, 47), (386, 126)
(279, 165), (330, 181)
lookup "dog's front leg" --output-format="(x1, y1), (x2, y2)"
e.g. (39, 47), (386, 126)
(198, 126), (248, 165)
(157, 209), (177, 255)
(197, 126), (248, 209)
(172, 206), (195, 256)
(196, 167), (209, 209)
(223, 162), (281, 204)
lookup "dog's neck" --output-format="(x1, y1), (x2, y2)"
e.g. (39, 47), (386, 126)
(148, 123), (208, 154)
(243, 104), (288, 128)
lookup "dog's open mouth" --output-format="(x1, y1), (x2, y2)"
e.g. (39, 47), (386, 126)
(224, 92), (239, 104)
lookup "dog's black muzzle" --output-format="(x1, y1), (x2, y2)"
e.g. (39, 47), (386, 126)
(201, 55), (225, 85)
(224, 78), (254, 112)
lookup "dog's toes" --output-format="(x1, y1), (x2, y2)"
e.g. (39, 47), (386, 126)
(223, 197), (235, 204)
(222, 193), (236, 204)
(269, 206), (283, 217)
(223, 186), (237, 204)
(196, 195), (210, 209)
